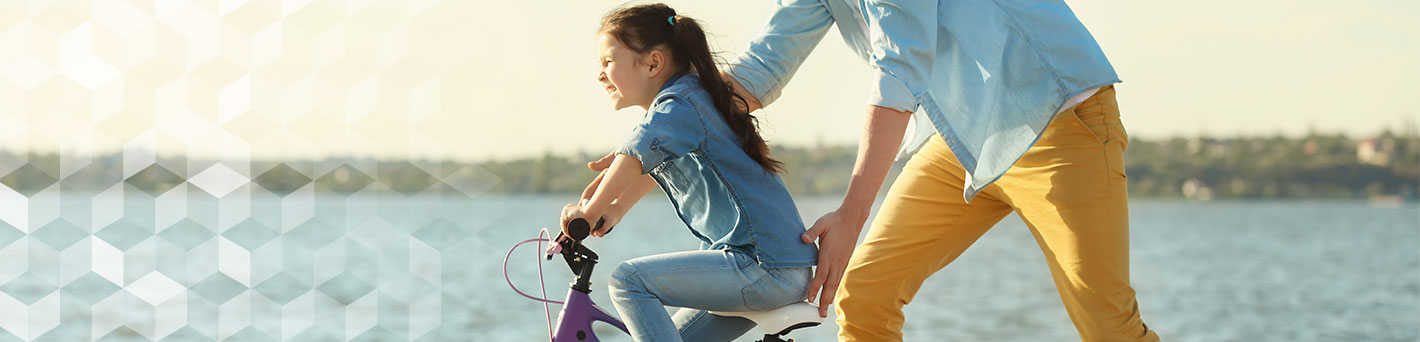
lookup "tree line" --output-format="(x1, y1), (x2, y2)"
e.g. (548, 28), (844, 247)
(2, 132), (1416, 200)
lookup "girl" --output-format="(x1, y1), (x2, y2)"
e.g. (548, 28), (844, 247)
(559, 4), (817, 342)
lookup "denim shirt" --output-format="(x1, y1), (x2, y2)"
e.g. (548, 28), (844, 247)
(728, 0), (1120, 201)
(616, 73), (818, 268)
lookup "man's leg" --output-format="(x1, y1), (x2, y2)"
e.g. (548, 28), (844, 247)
(999, 86), (1160, 341)
(835, 135), (1015, 341)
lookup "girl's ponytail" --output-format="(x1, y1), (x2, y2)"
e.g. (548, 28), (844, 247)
(602, 4), (784, 174)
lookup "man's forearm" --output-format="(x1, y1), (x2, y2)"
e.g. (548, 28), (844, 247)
(839, 105), (912, 223)
(723, 71), (764, 112)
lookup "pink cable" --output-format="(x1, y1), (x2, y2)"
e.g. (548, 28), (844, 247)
(503, 228), (562, 341)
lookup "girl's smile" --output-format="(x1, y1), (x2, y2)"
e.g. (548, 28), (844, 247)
(596, 33), (673, 110)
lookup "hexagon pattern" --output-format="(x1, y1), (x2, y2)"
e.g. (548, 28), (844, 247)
(0, 1), (516, 340)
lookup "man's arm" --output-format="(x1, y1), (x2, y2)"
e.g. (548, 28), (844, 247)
(793, 0), (939, 317)
(726, 0), (834, 108)
(723, 71), (763, 113)
(801, 104), (911, 317)
(861, 0), (938, 113)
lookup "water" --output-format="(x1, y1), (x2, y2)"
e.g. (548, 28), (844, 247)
(1, 190), (1416, 341)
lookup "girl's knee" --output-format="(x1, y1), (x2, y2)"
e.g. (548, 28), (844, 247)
(608, 261), (640, 291)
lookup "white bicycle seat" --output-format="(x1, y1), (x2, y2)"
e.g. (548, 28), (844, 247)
(710, 302), (823, 337)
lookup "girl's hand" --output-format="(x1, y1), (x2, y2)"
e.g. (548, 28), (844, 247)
(579, 153), (614, 202)
(575, 153), (614, 237)
(559, 202), (619, 239)
(581, 171), (605, 201)
(559, 203), (592, 237)
(591, 203), (623, 238)
(587, 152), (615, 172)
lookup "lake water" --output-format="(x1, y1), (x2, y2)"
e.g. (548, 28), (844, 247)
(0, 190), (1416, 341)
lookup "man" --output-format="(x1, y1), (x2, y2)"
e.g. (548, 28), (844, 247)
(720, 0), (1159, 341)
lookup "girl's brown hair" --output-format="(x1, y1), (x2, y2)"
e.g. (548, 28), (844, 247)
(601, 3), (783, 173)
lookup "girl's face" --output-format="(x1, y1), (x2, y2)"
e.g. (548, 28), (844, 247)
(597, 33), (661, 110)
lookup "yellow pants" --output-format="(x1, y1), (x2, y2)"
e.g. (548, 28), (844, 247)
(835, 86), (1160, 341)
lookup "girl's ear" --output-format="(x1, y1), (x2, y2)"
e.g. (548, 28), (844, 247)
(645, 50), (665, 76)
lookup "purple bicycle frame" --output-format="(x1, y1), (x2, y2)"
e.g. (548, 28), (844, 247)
(512, 220), (817, 342)
(536, 218), (630, 341)
(553, 287), (629, 341)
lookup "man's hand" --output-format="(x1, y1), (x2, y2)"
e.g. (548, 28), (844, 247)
(798, 105), (910, 317)
(802, 209), (867, 318)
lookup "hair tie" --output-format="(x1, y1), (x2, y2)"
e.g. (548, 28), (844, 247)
(667, 16), (675, 26)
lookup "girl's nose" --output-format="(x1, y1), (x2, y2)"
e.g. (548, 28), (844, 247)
(597, 70), (607, 83)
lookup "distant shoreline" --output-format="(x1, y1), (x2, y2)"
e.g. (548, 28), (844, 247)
(2, 133), (1416, 201)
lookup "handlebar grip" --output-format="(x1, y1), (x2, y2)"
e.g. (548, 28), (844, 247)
(567, 218), (591, 241)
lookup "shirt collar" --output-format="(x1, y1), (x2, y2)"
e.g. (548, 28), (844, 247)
(660, 72), (690, 92)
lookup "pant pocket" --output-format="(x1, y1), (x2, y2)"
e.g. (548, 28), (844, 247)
(1091, 86), (1128, 182)
(1037, 107), (1104, 148)
(1070, 102), (1109, 146)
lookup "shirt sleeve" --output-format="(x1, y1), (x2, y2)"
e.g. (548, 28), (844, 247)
(726, 0), (835, 107)
(615, 96), (707, 174)
(863, 0), (938, 113)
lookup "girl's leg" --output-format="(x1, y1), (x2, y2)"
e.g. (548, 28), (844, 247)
(608, 249), (809, 342)
(670, 309), (754, 342)
(997, 86), (1159, 341)
(671, 266), (810, 342)
(835, 135), (1015, 342)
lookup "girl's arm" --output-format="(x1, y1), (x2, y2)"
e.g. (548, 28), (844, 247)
(580, 159), (657, 211)
(589, 172), (656, 237)
(573, 96), (703, 236)
(609, 174), (657, 210)
(563, 153), (651, 236)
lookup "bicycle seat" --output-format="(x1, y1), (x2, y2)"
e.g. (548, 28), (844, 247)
(710, 302), (823, 337)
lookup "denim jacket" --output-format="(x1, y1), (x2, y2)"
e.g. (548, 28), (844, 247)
(728, 0), (1120, 201)
(616, 73), (818, 268)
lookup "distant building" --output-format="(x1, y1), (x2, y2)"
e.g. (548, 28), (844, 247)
(1182, 178), (1214, 201)
(1357, 137), (1394, 166)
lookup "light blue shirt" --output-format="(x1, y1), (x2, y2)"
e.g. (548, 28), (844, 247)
(728, 0), (1120, 201)
(616, 73), (818, 268)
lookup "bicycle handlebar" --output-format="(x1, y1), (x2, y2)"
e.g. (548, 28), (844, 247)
(567, 218), (591, 241)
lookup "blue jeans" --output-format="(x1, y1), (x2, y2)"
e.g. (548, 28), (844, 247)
(608, 249), (812, 342)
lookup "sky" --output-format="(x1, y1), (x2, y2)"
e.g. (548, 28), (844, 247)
(489, 0), (1420, 161)
(0, 0), (1416, 162)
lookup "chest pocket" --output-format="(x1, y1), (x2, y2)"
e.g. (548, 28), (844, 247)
(652, 153), (733, 239)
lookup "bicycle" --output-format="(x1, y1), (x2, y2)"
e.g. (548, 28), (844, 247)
(503, 218), (823, 342)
